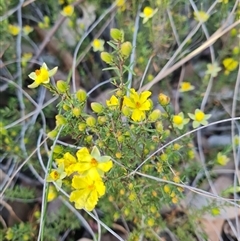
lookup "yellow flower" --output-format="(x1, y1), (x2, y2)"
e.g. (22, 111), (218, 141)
(139, 6), (158, 24)
(46, 164), (67, 190)
(216, 152), (229, 166)
(234, 135), (240, 145)
(92, 39), (105, 52)
(116, 0), (126, 11)
(21, 52), (32, 67)
(194, 11), (209, 22)
(74, 146), (113, 179)
(28, 62), (58, 88)
(222, 58), (238, 73)
(61, 5), (74, 17)
(5, 228), (14, 240)
(8, 24), (20, 36)
(123, 88), (151, 121)
(158, 93), (170, 106)
(211, 207), (220, 216)
(47, 185), (58, 202)
(179, 82), (195, 92)
(205, 63), (222, 77)
(23, 25), (33, 35)
(69, 175), (106, 211)
(55, 152), (77, 176)
(172, 112), (189, 130)
(55, 114), (67, 126)
(218, 0), (228, 3)
(188, 109), (211, 128)
(38, 16), (50, 29)
(106, 95), (119, 109)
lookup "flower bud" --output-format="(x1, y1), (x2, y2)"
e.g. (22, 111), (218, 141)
(122, 106), (131, 117)
(85, 135), (93, 143)
(152, 135), (159, 142)
(72, 107), (81, 117)
(47, 129), (58, 138)
(63, 104), (71, 111)
(163, 185), (171, 193)
(51, 145), (63, 154)
(115, 152), (122, 159)
(56, 80), (68, 93)
(101, 52), (113, 64)
(91, 102), (104, 114)
(76, 89), (87, 102)
(110, 28), (123, 41)
(96, 140), (104, 148)
(86, 116), (96, 127)
(78, 123), (86, 131)
(120, 41), (132, 58)
(115, 89), (125, 97)
(148, 109), (161, 122)
(155, 121), (163, 133)
(160, 153), (168, 161)
(158, 93), (170, 106)
(55, 115), (67, 126)
(117, 135), (125, 143)
(173, 143), (182, 151)
(98, 116), (107, 125)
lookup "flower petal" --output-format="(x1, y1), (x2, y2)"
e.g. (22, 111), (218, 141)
(91, 146), (101, 159)
(138, 100), (151, 110)
(123, 96), (136, 108)
(139, 91), (151, 103)
(28, 72), (37, 80)
(188, 113), (195, 120)
(96, 181), (106, 196)
(76, 147), (90, 161)
(131, 109), (145, 121)
(98, 161), (113, 172)
(28, 81), (39, 88)
(192, 121), (200, 128)
(43, 78), (50, 84)
(48, 66), (58, 77)
(98, 155), (111, 163)
(42, 62), (48, 70)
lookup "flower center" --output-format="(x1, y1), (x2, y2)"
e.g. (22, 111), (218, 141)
(35, 69), (41, 76)
(195, 111), (205, 121)
(94, 40), (100, 47)
(144, 7), (153, 17)
(50, 170), (60, 180)
(135, 101), (141, 108)
(88, 184), (95, 190)
(91, 158), (98, 167)
(173, 115), (183, 125)
(35, 68), (49, 84)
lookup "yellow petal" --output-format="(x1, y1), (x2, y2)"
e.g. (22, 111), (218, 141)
(98, 161), (113, 172)
(28, 81), (40, 88)
(139, 91), (151, 103)
(131, 109), (145, 121)
(48, 66), (58, 77)
(28, 72), (37, 80)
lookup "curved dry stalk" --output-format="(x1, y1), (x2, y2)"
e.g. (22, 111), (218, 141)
(140, 20), (240, 92)
(0, 199), (22, 223)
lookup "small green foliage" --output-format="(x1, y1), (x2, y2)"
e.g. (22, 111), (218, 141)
(2, 0), (239, 240)
(4, 186), (36, 200)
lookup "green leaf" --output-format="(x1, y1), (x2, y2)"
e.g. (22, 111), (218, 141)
(107, 41), (118, 50)
(102, 66), (118, 71)
(123, 64), (136, 75)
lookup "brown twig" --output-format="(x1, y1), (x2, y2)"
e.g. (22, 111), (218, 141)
(140, 20), (240, 91)
(29, 0), (85, 69)
(0, 199), (22, 223)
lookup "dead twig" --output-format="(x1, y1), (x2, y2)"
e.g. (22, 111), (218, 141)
(140, 20), (240, 91)
(0, 199), (22, 223)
